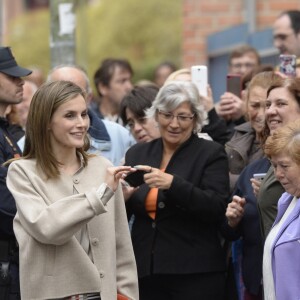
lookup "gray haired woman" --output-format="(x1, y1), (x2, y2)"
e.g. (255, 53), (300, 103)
(124, 81), (230, 300)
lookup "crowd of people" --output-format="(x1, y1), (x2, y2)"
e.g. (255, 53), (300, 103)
(1, 8), (300, 300)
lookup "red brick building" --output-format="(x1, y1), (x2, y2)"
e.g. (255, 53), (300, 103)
(182, 0), (300, 99)
(182, 0), (300, 66)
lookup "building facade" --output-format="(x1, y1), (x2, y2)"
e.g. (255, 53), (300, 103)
(182, 0), (300, 99)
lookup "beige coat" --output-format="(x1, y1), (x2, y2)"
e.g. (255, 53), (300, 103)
(7, 155), (138, 300)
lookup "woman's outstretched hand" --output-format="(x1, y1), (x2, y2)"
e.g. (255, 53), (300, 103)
(106, 166), (135, 192)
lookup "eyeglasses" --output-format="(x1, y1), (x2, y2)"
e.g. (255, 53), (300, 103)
(158, 110), (195, 124)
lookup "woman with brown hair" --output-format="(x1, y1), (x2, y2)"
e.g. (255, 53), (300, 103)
(7, 81), (138, 300)
(253, 76), (300, 240)
(125, 81), (229, 300)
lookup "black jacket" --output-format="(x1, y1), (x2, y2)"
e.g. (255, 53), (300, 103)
(0, 117), (22, 299)
(202, 108), (231, 145)
(221, 157), (270, 295)
(0, 118), (23, 237)
(125, 134), (230, 278)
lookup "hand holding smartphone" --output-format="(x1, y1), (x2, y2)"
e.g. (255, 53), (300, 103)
(279, 54), (296, 77)
(191, 65), (208, 97)
(124, 170), (146, 187)
(226, 74), (242, 98)
(253, 173), (266, 182)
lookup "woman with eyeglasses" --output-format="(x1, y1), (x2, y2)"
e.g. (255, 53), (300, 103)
(124, 81), (230, 300)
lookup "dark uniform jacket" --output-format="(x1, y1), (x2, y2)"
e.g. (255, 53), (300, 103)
(0, 117), (23, 300)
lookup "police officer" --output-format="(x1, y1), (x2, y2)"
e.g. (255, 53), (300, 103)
(0, 46), (31, 300)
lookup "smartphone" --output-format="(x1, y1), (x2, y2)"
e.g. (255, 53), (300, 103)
(227, 74), (242, 98)
(279, 54), (296, 77)
(253, 173), (267, 182)
(191, 65), (208, 97)
(124, 170), (146, 187)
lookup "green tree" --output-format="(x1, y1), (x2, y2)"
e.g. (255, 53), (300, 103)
(7, 0), (182, 83)
(87, 0), (182, 81)
(7, 9), (50, 75)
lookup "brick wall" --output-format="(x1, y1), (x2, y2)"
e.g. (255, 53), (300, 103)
(182, 0), (300, 67)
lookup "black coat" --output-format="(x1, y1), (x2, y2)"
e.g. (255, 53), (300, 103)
(0, 117), (22, 299)
(221, 157), (271, 295)
(202, 108), (231, 145)
(125, 134), (230, 278)
(0, 118), (22, 238)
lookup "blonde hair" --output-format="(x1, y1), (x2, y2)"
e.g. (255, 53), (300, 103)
(165, 68), (190, 83)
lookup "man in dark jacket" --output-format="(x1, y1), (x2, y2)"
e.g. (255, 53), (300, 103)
(0, 46), (31, 300)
